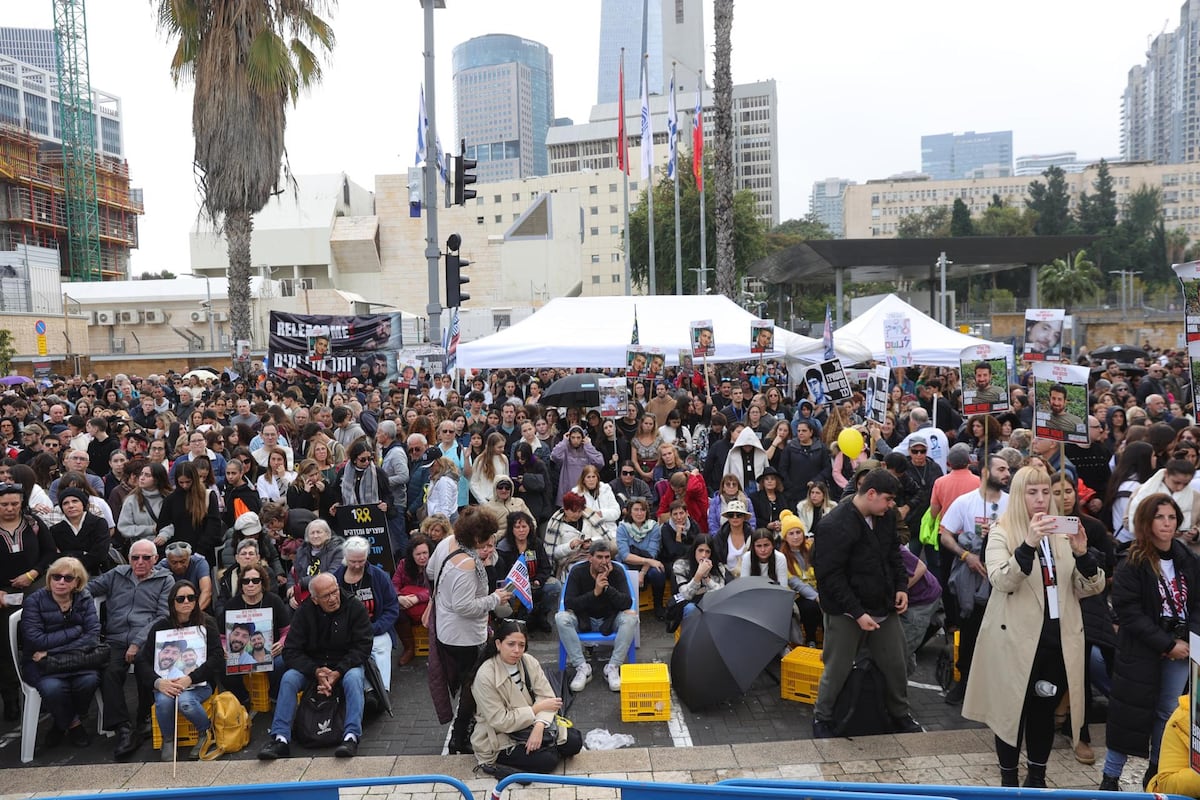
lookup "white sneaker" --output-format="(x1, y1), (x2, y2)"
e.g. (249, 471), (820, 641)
(604, 663), (622, 691)
(569, 663), (592, 692)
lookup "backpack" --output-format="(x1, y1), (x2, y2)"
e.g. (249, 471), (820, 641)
(294, 681), (345, 748)
(832, 652), (894, 737)
(198, 690), (251, 760)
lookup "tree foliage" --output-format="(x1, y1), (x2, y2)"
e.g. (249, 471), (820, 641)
(896, 206), (950, 238)
(138, 270), (177, 280)
(1026, 165), (1072, 235)
(974, 204), (1035, 237)
(627, 159), (764, 295)
(712, 0), (736, 299)
(154, 0), (335, 363)
(1076, 159), (1117, 235)
(1038, 250), (1100, 311)
(0, 330), (15, 377)
(950, 198), (974, 237)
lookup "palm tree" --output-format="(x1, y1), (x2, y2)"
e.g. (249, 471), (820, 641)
(154, 1), (336, 361)
(1038, 250), (1100, 312)
(713, 0), (735, 299)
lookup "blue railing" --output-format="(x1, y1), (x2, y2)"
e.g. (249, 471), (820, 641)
(48, 776), (475, 800)
(491, 774), (957, 800)
(716, 778), (1191, 800)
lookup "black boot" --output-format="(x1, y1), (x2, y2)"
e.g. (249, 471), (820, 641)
(1098, 774), (1120, 792)
(1023, 763), (1047, 788)
(999, 767), (1019, 788)
(1143, 761), (1158, 790)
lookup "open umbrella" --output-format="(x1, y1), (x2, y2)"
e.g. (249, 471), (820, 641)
(1090, 344), (1149, 362)
(0, 376), (33, 386)
(183, 368), (219, 381)
(540, 372), (608, 409)
(669, 576), (795, 710)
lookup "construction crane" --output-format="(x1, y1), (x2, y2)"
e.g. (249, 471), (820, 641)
(51, 0), (103, 281)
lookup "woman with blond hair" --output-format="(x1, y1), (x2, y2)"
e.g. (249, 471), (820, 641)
(427, 457), (461, 522)
(962, 466), (1104, 788)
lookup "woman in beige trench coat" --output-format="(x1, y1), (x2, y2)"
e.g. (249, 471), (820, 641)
(962, 467), (1105, 788)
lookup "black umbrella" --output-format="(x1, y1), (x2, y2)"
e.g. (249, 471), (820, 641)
(540, 372), (608, 408)
(669, 576), (795, 711)
(1091, 344), (1149, 362)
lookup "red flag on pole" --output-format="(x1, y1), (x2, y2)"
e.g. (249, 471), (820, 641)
(617, 52), (628, 175)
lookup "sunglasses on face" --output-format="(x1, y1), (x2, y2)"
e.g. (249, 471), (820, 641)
(130, 554), (155, 561)
(49, 574), (74, 583)
(241, 577), (263, 585)
(174, 594), (197, 603)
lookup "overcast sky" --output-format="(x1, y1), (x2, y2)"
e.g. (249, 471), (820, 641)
(4, 0), (1184, 275)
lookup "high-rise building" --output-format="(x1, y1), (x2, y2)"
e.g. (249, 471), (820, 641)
(809, 178), (855, 238)
(920, 130), (1013, 180)
(0, 28), (56, 72)
(0, 51), (141, 282)
(1121, 1), (1200, 164)
(1014, 152), (1094, 176)
(452, 34), (554, 181)
(597, 0), (705, 104)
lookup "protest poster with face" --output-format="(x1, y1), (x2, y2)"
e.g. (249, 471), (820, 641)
(1024, 309), (1065, 362)
(224, 608), (274, 675)
(1032, 361), (1089, 444)
(155, 626), (206, 680)
(960, 343), (1013, 415)
(690, 320), (715, 358)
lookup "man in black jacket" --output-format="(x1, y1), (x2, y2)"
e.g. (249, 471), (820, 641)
(258, 573), (372, 759)
(810, 468), (921, 738)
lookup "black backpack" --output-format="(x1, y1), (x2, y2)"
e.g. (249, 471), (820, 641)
(832, 652), (894, 737)
(294, 681), (345, 748)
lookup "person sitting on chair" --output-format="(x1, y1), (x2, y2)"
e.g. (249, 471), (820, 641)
(556, 541), (638, 694)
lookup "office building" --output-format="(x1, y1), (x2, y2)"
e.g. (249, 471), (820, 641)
(809, 178), (855, 238)
(0, 28), (56, 72)
(842, 161), (1200, 238)
(920, 130), (1013, 180)
(453, 34), (554, 181)
(1121, 0), (1200, 164)
(0, 51), (141, 283)
(597, 0), (705, 103)
(1014, 152), (1093, 176)
(546, 80), (780, 227)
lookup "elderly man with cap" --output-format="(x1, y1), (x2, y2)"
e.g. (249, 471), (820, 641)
(87, 538), (174, 760)
(893, 409), (950, 472)
(158, 540), (215, 611)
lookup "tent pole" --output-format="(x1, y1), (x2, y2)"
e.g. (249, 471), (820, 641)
(835, 268), (844, 328)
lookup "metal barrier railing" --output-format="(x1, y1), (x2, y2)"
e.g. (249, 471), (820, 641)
(50, 776), (475, 800)
(716, 778), (1191, 800)
(492, 774), (957, 800)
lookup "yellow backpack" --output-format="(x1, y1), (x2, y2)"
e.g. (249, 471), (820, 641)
(199, 690), (251, 760)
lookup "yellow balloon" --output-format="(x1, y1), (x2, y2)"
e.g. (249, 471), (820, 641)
(837, 427), (864, 459)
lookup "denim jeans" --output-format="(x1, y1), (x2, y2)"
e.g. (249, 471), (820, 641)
(1102, 656), (1189, 776)
(555, 610), (638, 669)
(271, 666), (365, 741)
(154, 684), (213, 740)
(36, 671), (100, 731)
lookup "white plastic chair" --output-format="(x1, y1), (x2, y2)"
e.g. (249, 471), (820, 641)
(9, 607), (107, 763)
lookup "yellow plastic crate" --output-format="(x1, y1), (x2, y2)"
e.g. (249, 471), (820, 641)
(245, 671), (272, 712)
(780, 646), (823, 704)
(151, 709), (200, 749)
(639, 586), (653, 612)
(413, 624), (430, 657)
(953, 630), (960, 682)
(620, 663), (670, 722)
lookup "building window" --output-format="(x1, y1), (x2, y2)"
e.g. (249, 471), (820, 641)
(590, 206), (599, 215)
(611, 253), (621, 262)
(609, 205), (618, 214)
(592, 275), (601, 284)
(609, 183), (618, 193)
(610, 225), (619, 234)
(591, 254), (601, 263)
(493, 194), (502, 203)
(612, 274), (622, 282)
(590, 227), (600, 236)
(589, 185), (598, 194)
(512, 193), (520, 201)
(495, 215), (503, 223)
(476, 217), (485, 224)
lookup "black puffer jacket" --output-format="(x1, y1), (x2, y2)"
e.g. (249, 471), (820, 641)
(812, 498), (905, 620)
(1105, 540), (1200, 758)
(282, 587), (372, 678)
(778, 439), (832, 505)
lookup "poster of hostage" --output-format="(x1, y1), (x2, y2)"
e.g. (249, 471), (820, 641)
(224, 608), (274, 675)
(268, 311), (403, 382)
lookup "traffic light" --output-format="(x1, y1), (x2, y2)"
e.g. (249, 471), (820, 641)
(445, 233), (469, 307)
(453, 138), (477, 206)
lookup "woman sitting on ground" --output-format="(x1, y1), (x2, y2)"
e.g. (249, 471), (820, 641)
(671, 534), (727, 627)
(471, 618), (583, 777)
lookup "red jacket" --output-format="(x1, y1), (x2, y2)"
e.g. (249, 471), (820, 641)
(657, 472), (711, 533)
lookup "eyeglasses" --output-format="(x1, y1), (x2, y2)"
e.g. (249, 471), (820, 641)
(620, 470), (634, 476)
(174, 594), (197, 603)
(910, 449), (927, 455)
(129, 554), (155, 561)
(241, 577), (263, 585)
(49, 574), (74, 583)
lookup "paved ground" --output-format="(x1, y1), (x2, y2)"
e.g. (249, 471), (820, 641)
(0, 610), (1143, 797)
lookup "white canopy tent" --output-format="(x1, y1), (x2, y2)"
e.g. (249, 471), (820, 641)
(833, 293), (999, 368)
(456, 295), (873, 371)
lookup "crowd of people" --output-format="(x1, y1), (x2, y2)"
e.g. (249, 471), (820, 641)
(0, 348), (1195, 784)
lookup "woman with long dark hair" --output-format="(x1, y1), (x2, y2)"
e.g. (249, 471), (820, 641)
(495, 512), (558, 631)
(670, 534), (727, 625)
(469, 619), (582, 776)
(392, 533), (432, 665)
(741, 528), (787, 584)
(1106, 441), (1157, 542)
(511, 441), (552, 527)
(158, 461), (223, 561)
(118, 461), (171, 547)
(135, 579), (222, 762)
(1100, 493), (1200, 790)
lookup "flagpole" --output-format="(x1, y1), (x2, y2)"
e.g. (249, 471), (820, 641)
(620, 48), (631, 296)
(671, 63), (682, 296)
(642, 53), (656, 296)
(695, 79), (707, 296)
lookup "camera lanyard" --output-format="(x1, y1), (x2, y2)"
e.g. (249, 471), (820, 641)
(1037, 538), (1060, 621)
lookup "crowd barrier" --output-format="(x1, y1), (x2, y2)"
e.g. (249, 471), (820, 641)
(490, 774), (956, 800)
(716, 778), (1191, 800)
(42, 776), (474, 800)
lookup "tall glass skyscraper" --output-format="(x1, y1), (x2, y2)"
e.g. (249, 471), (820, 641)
(597, 0), (662, 104)
(453, 34), (554, 180)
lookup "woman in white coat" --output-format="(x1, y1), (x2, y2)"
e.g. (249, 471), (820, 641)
(961, 467), (1105, 788)
(574, 466), (620, 525)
